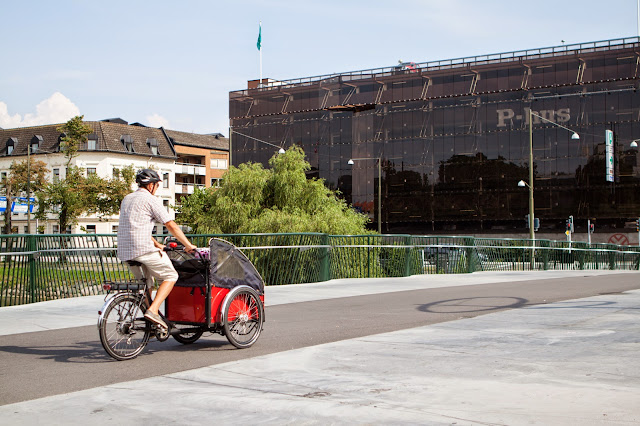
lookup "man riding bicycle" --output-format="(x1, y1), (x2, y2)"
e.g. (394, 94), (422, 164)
(117, 169), (196, 329)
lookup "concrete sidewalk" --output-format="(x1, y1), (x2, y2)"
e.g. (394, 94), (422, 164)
(1, 270), (639, 424)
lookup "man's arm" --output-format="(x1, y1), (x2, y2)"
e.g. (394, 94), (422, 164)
(164, 220), (197, 253)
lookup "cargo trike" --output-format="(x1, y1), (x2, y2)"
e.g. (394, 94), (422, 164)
(98, 238), (265, 361)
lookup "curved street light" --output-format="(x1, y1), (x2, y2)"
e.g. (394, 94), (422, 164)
(522, 110), (580, 244)
(229, 130), (285, 167)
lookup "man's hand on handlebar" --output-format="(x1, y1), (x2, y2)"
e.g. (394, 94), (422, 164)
(164, 240), (197, 254)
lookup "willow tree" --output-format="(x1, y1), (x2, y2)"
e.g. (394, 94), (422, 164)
(177, 146), (370, 235)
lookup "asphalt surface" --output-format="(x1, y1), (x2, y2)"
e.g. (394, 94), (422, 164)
(0, 270), (639, 425)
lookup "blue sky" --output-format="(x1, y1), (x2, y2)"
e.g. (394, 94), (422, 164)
(1, 0), (638, 135)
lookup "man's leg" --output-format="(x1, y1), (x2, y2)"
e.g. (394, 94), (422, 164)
(133, 250), (179, 326)
(146, 279), (176, 316)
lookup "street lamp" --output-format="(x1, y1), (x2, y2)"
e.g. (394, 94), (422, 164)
(521, 109), (580, 242)
(229, 130), (285, 167)
(348, 157), (382, 234)
(630, 140), (639, 148)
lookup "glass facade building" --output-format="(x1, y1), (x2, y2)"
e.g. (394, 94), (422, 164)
(229, 37), (640, 234)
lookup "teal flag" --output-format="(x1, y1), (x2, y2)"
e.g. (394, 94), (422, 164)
(257, 24), (262, 51)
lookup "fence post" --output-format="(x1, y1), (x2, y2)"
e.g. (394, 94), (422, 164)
(319, 234), (330, 282)
(608, 244), (616, 270)
(367, 235), (371, 278)
(96, 235), (108, 284)
(435, 237), (444, 273)
(465, 237), (475, 273)
(404, 235), (412, 277)
(577, 242), (585, 270)
(540, 239), (549, 270)
(27, 234), (37, 304)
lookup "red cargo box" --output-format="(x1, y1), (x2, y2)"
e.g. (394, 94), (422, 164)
(165, 286), (229, 324)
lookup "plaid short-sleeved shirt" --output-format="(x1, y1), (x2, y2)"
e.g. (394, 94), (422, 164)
(117, 188), (172, 261)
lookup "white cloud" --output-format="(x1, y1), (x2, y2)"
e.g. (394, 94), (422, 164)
(145, 113), (171, 129)
(0, 92), (81, 128)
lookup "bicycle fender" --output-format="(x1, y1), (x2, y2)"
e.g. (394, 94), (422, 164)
(97, 292), (132, 330)
(219, 285), (262, 326)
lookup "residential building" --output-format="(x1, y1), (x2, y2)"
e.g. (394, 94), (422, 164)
(0, 119), (228, 234)
(164, 130), (229, 205)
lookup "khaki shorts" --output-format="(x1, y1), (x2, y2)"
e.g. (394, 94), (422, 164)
(131, 250), (179, 287)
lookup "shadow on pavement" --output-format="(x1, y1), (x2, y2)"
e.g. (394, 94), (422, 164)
(0, 335), (234, 364)
(417, 296), (528, 314)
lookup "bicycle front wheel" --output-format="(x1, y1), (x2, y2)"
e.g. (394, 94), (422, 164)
(99, 293), (150, 361)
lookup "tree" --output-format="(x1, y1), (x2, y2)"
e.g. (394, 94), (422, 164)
(37, 167), (86, 232)
(91, 165), (136, 219)
(58, 115), (93, 167)
(177, 146), (370, 235)
(1, 159), (49, 234)
(35, 116), (135, 232)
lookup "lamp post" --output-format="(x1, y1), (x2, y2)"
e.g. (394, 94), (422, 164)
(348, 157), (382, 234)
(521, 109), (580, 242)
(26, 143), (31, 234)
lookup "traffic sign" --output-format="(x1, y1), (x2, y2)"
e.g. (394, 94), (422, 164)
(1, 197), (36, 213)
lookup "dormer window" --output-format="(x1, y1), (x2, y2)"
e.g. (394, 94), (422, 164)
(147, 138), (159, 155)
(121, 135), (134, 152)
(6, 137), (17, 155)
(87, 133), (98, 150)
(51, 132), (65, 153)
(31, 135), (43, 153)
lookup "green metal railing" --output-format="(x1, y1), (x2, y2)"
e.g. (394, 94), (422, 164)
(1, 233), (639, 306)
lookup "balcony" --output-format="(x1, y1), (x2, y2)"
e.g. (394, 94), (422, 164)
(176, 163), (206, 176)
(176, 183), (205, 194)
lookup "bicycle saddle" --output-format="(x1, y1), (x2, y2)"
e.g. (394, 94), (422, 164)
(126, 260), (143, 267)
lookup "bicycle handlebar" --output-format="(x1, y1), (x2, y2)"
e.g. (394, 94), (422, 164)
(164, 242), (184, 251)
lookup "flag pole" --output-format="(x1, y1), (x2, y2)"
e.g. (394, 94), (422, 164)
(258, 22), (262, 88)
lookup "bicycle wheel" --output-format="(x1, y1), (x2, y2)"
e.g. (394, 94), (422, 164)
(172, 325), (204, 344)
(222, 286), (264, 349)
(99, 293), (150, 360)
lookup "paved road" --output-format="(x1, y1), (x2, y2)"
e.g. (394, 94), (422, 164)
(1, 272), (638, 406)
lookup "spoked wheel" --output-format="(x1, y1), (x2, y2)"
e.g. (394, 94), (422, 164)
(222, 286), (264, 349)
(172, 325), (204, 344)
(99, 293), (150, 360)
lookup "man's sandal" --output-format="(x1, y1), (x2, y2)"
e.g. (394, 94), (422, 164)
(144, 311), (167, 329)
